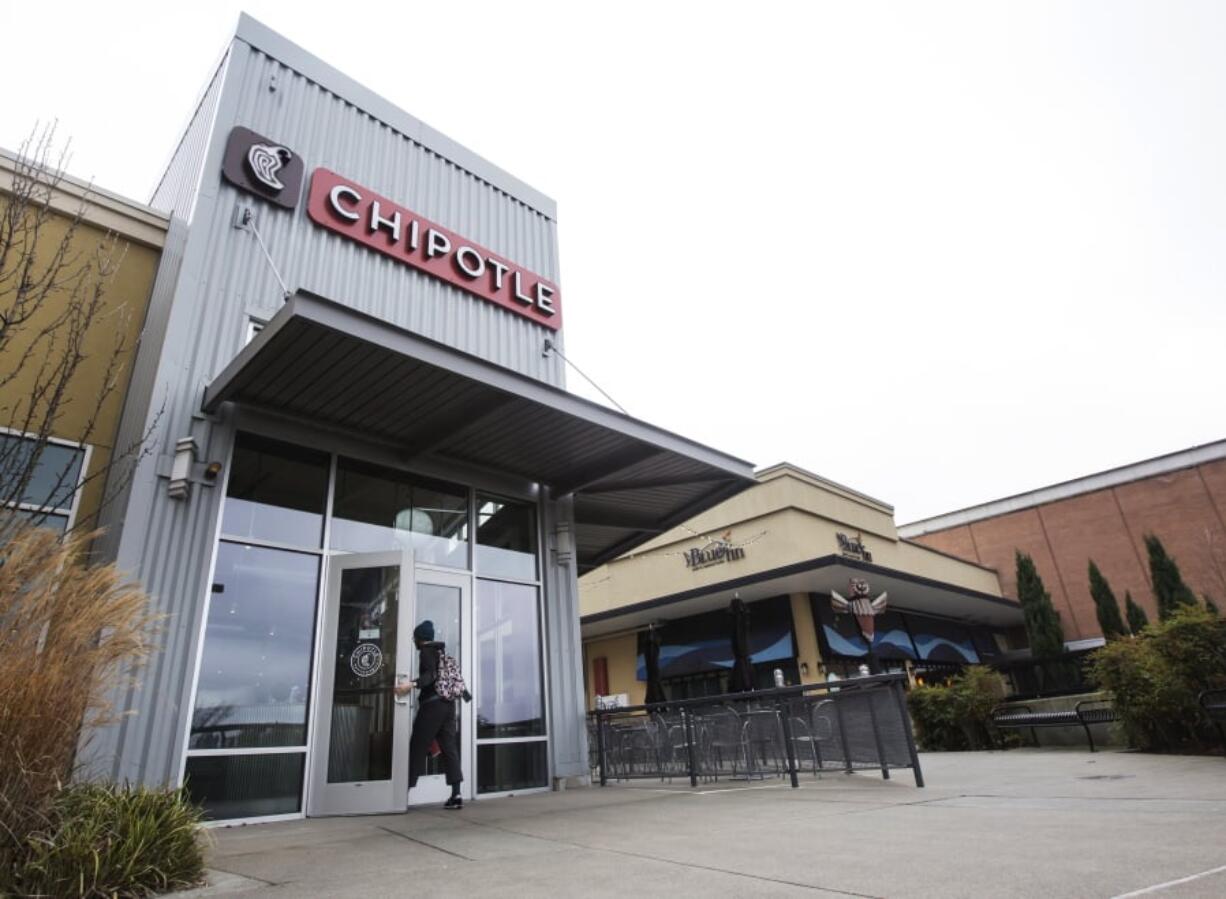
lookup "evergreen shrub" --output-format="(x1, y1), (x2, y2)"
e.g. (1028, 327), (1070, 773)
(1089, 606), (1226, 751)
(907, 666), (1009, 751)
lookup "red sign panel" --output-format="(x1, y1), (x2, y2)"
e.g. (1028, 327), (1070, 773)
(307, 169), (561, 330)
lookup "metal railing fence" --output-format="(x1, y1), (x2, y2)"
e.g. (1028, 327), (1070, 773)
(588, 673), (923, 790)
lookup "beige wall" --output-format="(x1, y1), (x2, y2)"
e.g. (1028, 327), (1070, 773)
(789, 593), (824, 683)
(584, 633), (645, 708)
(581, 500), (1002, 620)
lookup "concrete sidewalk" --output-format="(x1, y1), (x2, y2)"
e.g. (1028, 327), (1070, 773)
(185, 750), (1226, 898)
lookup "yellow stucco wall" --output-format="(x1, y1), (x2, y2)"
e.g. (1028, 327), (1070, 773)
(1, 162), (165, 534)
(584, 633), (645, 708)
(789, 593), (824, 683)
(581, 503), (1002, 620)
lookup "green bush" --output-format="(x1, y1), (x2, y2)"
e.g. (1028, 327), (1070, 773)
(1088, 606), (1226, 751)
(6, 783), (206, 898)
(907, 666), (1008, 750)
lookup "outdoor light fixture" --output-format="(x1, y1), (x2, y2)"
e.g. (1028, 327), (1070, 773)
(554, 520), (573, 566)
(168, 437), (197, 500)
(203, 461), (223, 482)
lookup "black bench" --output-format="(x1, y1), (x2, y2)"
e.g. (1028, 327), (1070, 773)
(1200, 688), (1226, 755)
(990, 699), (1116, 752)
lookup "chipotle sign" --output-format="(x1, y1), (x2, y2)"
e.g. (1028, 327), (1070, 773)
(307, 169), (560, 330)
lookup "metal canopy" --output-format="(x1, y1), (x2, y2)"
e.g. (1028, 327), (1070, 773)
(203, 291), (755, 571)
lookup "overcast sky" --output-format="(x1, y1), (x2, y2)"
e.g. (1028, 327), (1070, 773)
(3, 1), (1223, 523)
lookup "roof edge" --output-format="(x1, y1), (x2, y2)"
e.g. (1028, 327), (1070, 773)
(204, 290), (756, 476)
(900, 437), (1226, 537)
(580, 553), (1019, 627)
(234, 13), (558, 221)
(0, 148), (169, 248)
(756, 462), (894, 514)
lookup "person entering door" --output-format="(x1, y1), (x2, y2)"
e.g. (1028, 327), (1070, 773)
(396, 620), (464, 809)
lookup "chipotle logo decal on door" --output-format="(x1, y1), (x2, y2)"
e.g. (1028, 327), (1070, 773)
(307, 169), (561, 330)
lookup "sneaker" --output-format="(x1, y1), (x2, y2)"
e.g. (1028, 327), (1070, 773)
(443, 796), (463, 810)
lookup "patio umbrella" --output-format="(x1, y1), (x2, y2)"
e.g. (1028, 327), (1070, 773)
(729, 598), (754, 693)
(643, 627), (666, 705)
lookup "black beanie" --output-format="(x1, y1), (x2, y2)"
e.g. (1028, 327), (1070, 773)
(413, 620), (435, 642)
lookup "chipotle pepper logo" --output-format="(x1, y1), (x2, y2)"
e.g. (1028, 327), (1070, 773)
(221, 127), (304, 210)
(307, 169), (561, 330)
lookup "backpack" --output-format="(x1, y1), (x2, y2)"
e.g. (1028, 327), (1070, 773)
(435, 651), (468, 702)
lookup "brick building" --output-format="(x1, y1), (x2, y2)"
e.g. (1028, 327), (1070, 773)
(900, 440), (1226, 644)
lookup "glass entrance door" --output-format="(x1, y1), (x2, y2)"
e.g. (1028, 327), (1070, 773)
(308, 551), (413, 816)
(407, 568), (473, 806)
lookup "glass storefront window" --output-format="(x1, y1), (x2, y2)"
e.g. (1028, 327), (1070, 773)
(184, 753), (305, 820)
(871, 611), (918, 660)
(477, 741), (548, 794)
(475, 579), (545, 738)
(194, 431), (553, 817)
(330, 458), (469, 567)
(476, 495), (537, 581)
(417, 581), (463, 778)
(812, 593), (870, 658)
(635, 596), (795, 680)
(906, 615), (981, 664)
(189, 543), (320, 749)
(327, 564), (400, 783)
(222, 433), (329, 547)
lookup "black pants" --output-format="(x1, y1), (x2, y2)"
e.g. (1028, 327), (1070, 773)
(409, 697), (462, 787)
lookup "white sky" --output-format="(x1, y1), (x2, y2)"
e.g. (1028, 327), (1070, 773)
(3, 1), (1223, 522)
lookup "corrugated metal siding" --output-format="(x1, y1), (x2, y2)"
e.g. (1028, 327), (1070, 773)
(208, 45), (564, 385)
(149, 51), (230, 221)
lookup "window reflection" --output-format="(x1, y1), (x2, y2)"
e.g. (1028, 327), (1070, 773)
(476, 495), (537, 581)
(417, 582), (462, 777)
(477, 742), (547, 794)
(331, 458), (468, 567)
(190, 543), (319, 749)
(475, 579), (544, 738)
(908, 617), (980, 664)
(0, 434), (85, 511)
(222, 433), (329, 547)
(184, 753), (305, 820)
(327, 565), (399, 783)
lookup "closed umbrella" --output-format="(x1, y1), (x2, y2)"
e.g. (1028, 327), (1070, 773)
(729, 598), (754, 693)
(643, 627), (666, 705)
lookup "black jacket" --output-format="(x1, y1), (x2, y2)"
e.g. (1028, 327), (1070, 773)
(416, 641), (446, 703)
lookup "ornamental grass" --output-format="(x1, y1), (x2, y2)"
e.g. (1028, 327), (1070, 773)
(0, 522), (203, 896)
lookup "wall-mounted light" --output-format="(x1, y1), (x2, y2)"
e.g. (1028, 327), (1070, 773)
(168, 437), (197, 500)
(554, 520), (573, 566)
(203, 461), (223, 482)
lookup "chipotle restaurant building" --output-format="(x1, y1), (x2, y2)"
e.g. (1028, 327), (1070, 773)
(89, 15), (753, 822)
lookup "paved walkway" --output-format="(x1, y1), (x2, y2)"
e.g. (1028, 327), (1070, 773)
(185, 750), (1226, 898)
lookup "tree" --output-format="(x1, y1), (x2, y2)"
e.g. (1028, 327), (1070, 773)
(1124, 591), (1150, 633)
(0, 125), (156, 543)
(1206, 594), (1220, 617)
(1088, 560), (1129, 640)
(1016, 551), (1065, 660)
(1144, 534), (1198, 621)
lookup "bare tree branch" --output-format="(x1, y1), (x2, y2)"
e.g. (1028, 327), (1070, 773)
(0, 125), (160, 546)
